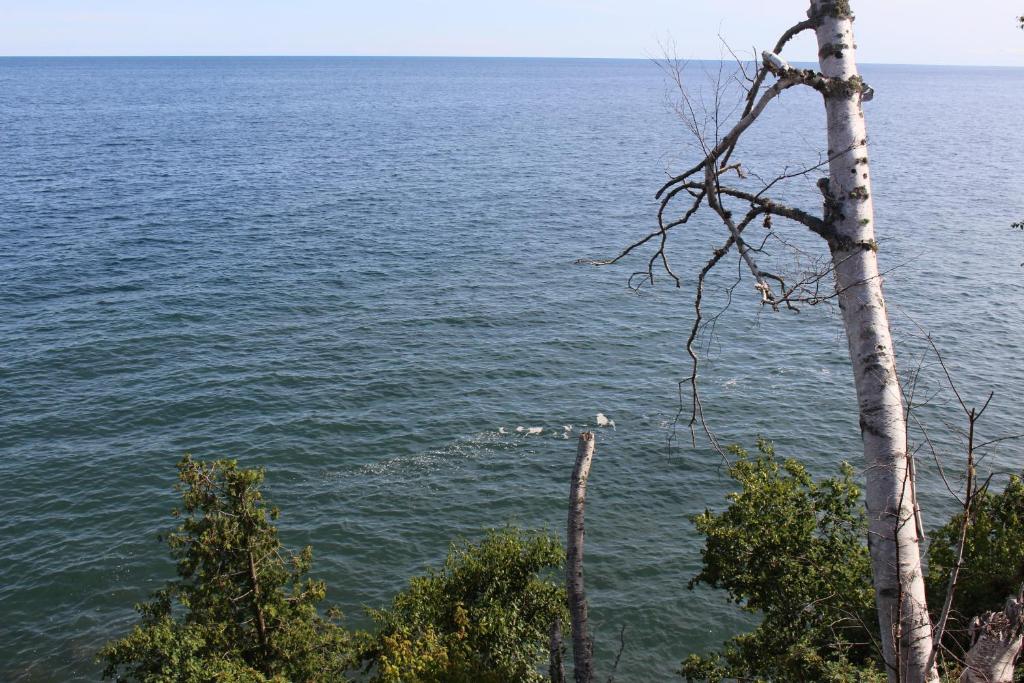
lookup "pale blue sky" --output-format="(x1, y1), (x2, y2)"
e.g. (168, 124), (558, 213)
(1, 0), (1021, 66)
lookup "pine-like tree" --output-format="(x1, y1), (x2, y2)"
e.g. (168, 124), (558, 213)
(99, 455), (353, 682)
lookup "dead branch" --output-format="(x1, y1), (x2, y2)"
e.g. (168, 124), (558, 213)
(549, 619), (567, 683)
(606, 625), (626, 683)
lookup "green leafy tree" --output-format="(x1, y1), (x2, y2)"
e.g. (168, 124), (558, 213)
(360, 528), (568, 683)
(927, 475), (1024, 665)
(98, 455), (353, 682)
(681, 439), (882, 682)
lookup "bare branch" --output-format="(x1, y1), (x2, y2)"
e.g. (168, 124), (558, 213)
(606, 625), (627, 683)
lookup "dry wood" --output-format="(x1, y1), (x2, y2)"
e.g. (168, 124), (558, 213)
(549, 619), (566, 683)
(567, 432), (595, 683)
(961, 596), (1024, 683)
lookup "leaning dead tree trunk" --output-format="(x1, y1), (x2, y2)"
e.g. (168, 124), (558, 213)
(583, 1), (937, 680)
(567, 432), (595, 683)
(961, 595), (1024, 683)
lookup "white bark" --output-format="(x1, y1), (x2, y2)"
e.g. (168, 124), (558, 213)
(960, 597), (1024, 683)
(567, 432), (595, 683)
(811, 1), (937, 680)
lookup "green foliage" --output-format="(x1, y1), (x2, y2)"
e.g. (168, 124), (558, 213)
(98, 455), (352, 682)
(681, 439), (882, 682)
(360, 528), (568, 683)
(927, 475), (1024, 659)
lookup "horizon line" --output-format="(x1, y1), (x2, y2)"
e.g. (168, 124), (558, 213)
(1, 54), (1022, 69)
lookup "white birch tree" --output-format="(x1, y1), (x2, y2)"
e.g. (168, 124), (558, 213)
(586, 1), (940, 679)
(808, 4), (935, 679)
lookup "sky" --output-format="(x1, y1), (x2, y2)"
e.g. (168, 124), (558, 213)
(1, 0), (1021, 66)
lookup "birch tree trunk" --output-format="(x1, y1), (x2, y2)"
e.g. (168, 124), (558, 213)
(567, 432), (595, 683)
(812, 1), (937, 680)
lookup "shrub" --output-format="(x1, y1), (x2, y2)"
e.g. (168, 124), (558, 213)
(360, 528), (568, 683)
(927, 474), (1024, 667)
(681, 439), (881, 682)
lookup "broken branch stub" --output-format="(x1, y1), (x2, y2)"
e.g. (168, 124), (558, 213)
(961, 595), (1024, 683)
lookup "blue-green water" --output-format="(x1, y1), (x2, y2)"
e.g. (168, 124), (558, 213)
(1, 57), (1022, 681)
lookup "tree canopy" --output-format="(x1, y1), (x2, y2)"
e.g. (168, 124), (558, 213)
(99, 457), (567, 682)
(360, 528), (567, 683)
(680, 439), (881, 682)
(927, 475), (1024, 665)
(98, 455), (353, 682)
(683, 441), (1024, 682)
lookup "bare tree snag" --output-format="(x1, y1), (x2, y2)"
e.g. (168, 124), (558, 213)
(961, 596), (1024, 683)
(567, 432), (595, 683)
(924, 346), (996, 674)
(549, 619), (567, 683)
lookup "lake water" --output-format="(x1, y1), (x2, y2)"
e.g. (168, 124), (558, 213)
(1, 57), (1022, 681)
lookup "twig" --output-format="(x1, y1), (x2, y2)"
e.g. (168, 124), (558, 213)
(606, 625), (626, 683)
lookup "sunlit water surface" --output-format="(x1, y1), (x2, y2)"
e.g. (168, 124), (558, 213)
(1, 57), (1022, 680)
